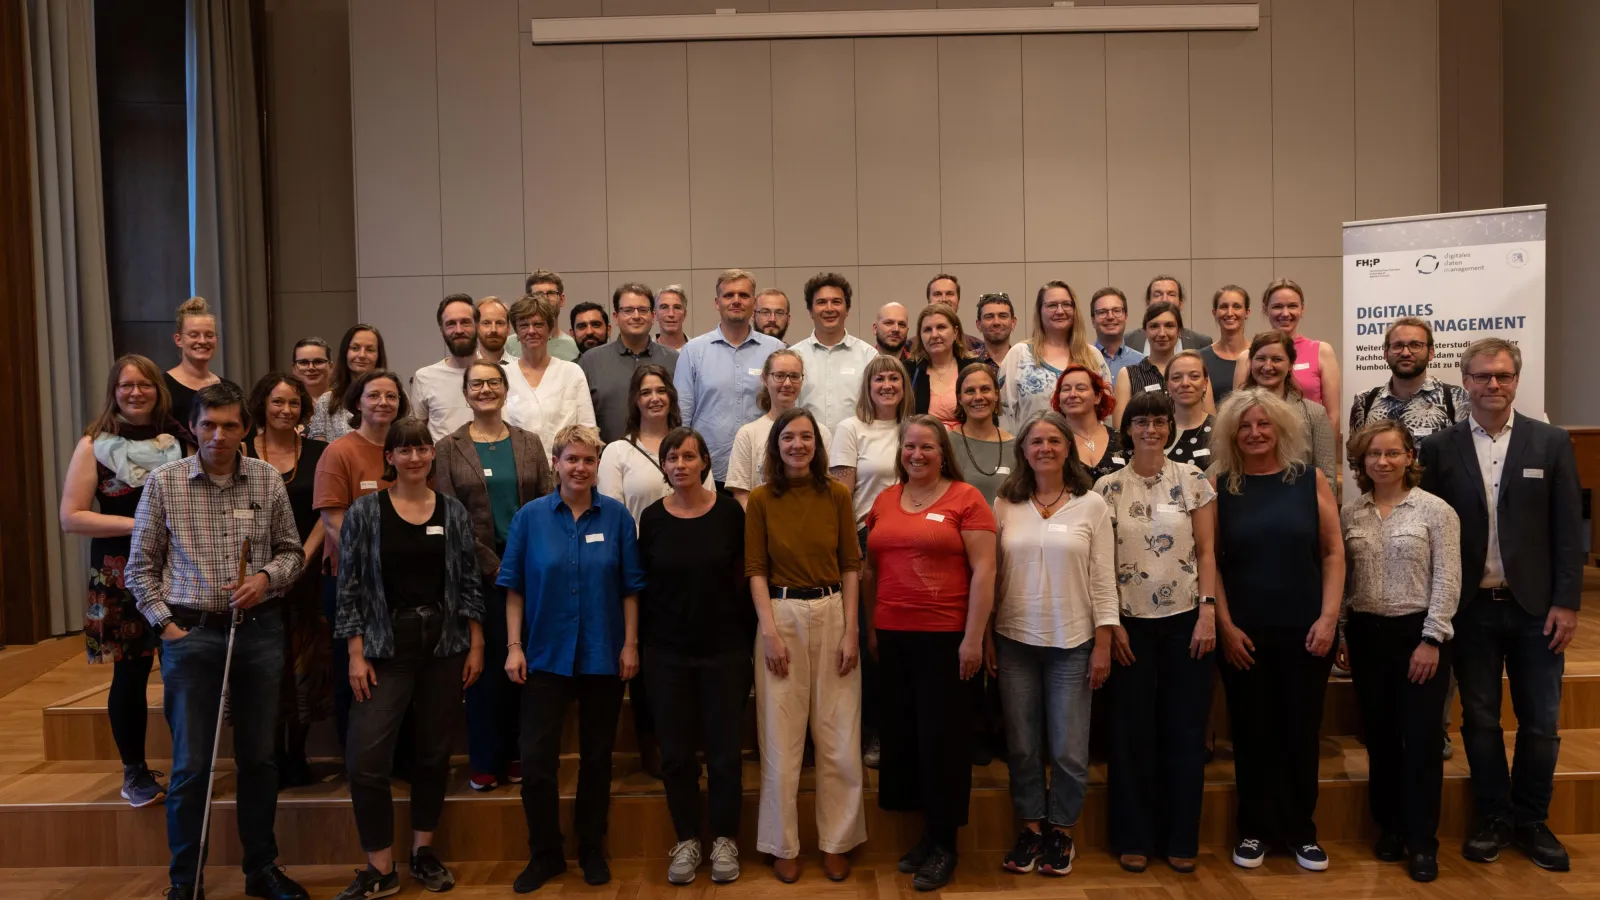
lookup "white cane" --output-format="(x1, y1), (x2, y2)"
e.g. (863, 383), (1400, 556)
(195, 537), (250, 894)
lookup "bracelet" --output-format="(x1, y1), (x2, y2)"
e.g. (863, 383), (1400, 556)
(507, 640), (523, 648)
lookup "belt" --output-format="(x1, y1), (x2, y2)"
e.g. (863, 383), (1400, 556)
(771, 584), (842, 600)
(168, 603), (272, 630)
(1478, 586), (1515, 602)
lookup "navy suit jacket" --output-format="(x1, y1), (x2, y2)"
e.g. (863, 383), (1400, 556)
(1418, 412), (1584, 618)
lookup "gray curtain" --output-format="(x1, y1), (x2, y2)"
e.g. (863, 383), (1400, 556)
(188, 0), (270, 383)
(26, 0), (114, 635)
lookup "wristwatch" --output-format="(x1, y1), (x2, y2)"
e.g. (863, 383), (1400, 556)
(1421, 635), (1443, 647)
(1199, 595), (1217, 606)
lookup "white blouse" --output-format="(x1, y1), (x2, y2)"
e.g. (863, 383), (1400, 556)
(993, 491), (1120, 650)
(830, 416), (901, 529)
(724, 413), (834, 494)
(503, 356), (597, 451)
(597, 438), (715, 528)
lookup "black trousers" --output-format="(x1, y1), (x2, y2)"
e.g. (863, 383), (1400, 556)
(520, 670), (626, 860)
(1346, 612), (1449, 854)
(876, 629), (972, 844)
(1219, 624), (1334, 848)
(1108, 609), (1214, 859)
(642, 646), (752, 840)
(465, 585), (520, 775)
(109, 654), (155, 767)
(345, 608), (464, 852)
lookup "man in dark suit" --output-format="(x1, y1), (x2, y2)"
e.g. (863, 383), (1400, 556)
(1123, 275), (1213, 353)
(1419, 337), (1582, 872)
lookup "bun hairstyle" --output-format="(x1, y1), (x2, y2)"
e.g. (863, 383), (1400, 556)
(174, 296), (214, 332)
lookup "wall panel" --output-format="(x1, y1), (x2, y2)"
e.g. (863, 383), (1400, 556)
(937, 35), (1024, 264)
(604, 43), (692, 271)
(1189, 19), (1273, 259)
(772, 40), (858, 267)
(1106, 32), (1191, 261)
(688, 41), (776, 269)
(1354, 0), (1440, 221)
(855, 37), (941, 265)
(1272, 0), (1355, 257)
(1021, 34), (1108, 263)
(522, 44), (609, 274)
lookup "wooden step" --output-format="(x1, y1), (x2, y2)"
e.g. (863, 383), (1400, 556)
(5, 729), (1600, 868)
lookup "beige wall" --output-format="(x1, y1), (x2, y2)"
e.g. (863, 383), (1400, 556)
(340, 0), (1443, 389)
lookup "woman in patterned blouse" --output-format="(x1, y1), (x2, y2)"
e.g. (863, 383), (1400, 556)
(1339, 419), (1461, 883)
(1093, 390), (1218, 875)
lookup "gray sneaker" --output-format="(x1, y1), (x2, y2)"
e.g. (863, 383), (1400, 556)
(121, 765), (166, 808)
(863, 735), (881, 769)
(709, 837), (740, 884)
(667, 839), (701, 885)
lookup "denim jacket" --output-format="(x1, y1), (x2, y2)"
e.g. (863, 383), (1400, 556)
(334, 490), (484, 658)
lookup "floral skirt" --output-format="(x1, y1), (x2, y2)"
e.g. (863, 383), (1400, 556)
(84, 544), (153, 664)
(281, 569), (333, 724)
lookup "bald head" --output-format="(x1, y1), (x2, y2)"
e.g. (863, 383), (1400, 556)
(873, 302), (910, 355)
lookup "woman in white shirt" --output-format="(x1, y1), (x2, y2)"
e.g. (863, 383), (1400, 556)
(598, 365), (711, 526)
(726, 350), (831, 509)
(999, 281), (1111, 430)
(990, 410), (1117, 879)
(503, 293), (596, 450)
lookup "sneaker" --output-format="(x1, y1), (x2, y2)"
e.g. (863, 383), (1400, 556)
(409, 846), (455, 892)
(1374, 832), (1406, 863)
(667, 839), (701, 885)
(244, 865), (310, 900)
(899, 834), (934, 874)
(1512, 822), (1571, 871)
(863, 735), (881, 769)
(709, 837), (740, 884)
(512, 855), (565, 894)
(1294, 843), (1329, 871)
(580, 842), (611, 886)
(165, 886), (205, 900)
(1409, 851), (1438, 882)
(1038, 829), (1075, 877)
(1002, 828), (1045, 873)
(912, 844), (957, 892)
(1442, 735), (1454, 761)
(1462, 816), (1510, 863)
(331, 867), (399, 900)
(507, 760), (523, 783)
(468, 772), (499, 792)
(121, 765), (166, 808)
(1232, 837), (1266, 869)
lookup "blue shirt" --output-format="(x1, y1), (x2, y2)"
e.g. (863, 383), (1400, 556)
(496, 490), (646, 676)
(1096, 340), (1146, 384)
(675, 324), (785, 481)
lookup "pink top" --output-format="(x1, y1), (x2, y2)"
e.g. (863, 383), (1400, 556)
(1290, 333), (1324, 405)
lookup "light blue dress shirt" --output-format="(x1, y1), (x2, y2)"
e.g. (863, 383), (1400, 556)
(1096, 340), (1146, 385)
(675, 324), (784, 481)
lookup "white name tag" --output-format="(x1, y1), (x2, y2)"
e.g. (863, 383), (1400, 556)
(483, 468), (493, 477)
(1143, 383), (1161, 392)
(1524, 468), (1545, 479)
(585, 532), (605, 543)
(996, 466), (1011, 475)
(1155, 503), (1182, 514)
(1293, 362), (1311, 370)
(360, 480), (379, 490)
(1413, 427), (1434, 438)
(1190, 448), (1211, 458)
(426, 525), (444, 536)
(841, 367), (857, 375)
(231, 508), (254, 520)
(1047, 523), (1070, 533)
(1111, 456), (1125, 465)
(747, 368), (761, 377)
(925, 512), (945, 523)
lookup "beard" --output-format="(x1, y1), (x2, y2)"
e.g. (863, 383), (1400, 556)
(758, 321), (788, 341)
(478, 331), (506, 354)
(877, 333), (905, 353)
(1388, 357), (1428, 379)
(446, 333), (478, 357)
(577, 333), (607, 352)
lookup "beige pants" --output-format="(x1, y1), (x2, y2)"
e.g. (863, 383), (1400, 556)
(755, 590), (867, 858)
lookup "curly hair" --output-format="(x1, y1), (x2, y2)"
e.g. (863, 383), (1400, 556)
(1050, 364), (1115, 421)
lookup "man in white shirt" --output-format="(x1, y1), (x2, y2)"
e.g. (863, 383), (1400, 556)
(791, 273), (879, 434)
(411, 294), (480, 440)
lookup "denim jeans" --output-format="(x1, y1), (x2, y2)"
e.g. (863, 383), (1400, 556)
(1452, 594), (1565, 826)
(995, 633), (1093, 827)
(160, 606), (285, 885)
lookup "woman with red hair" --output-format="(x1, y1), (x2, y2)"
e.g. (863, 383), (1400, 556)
(1050, 365), (1125, 481)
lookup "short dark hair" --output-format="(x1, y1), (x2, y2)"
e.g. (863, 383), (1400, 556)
(570, 301), (609, 331)
(658, 426), (712, 477)
(1143, 299), (1184, 331)
(926, 272), (960, 300)
(1145, 275), (1185, 302)
(343, 369), (411, 429)
(526, 268), (564, 294)
(764, 408), (831, 497)
(330, 324), (388, 415)
(611, 282), (655, 312)
(804, 272), (854, 311)
(380, 417), (435, 482)
(247, 372), (314, 431)
(292, 336), (331, 361)
(191, 381), (250, 430)
(437, 293), (478, 326)
(976, 292), (1013, 319)
(1118, 388), (1176, 451)
(1090, 286), (1127, 314)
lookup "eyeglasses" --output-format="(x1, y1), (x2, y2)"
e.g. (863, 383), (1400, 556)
(293, 358), (330, 369)
(1466, 372), (1517, 386)
(769, 372), (803, 384)
(116, 381), (157, 392)
(616, 306), (653, 318)
(1365, 449), (1411, 461)
(468, 379), (505, 391)
(1092, 307), (1126, 318)
(978, 292), (1010, 303)
(1128, 416), (1169, 429)
(1386, 341), (1429, 354)
(1042, 302), (1075, 314)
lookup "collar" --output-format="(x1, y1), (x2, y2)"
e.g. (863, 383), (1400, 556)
(553, 487), (600, 515)
(1095, 340), (1129, 358)
(615, 338), (656, 358)
(1471, 413), (1514, 440)
(713, 324), (764, 349)
(1379, 375), (1445, 402)
(1356, 487), (1418, 511)
(803, 330), (856, 351)
(186, 453), (247, 482)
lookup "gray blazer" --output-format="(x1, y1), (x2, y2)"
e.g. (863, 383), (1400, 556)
(434, 423), (555, 578)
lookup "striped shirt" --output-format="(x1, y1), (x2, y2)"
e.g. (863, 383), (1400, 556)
(126, 454), (305, 627)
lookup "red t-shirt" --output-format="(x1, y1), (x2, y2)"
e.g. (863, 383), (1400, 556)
(865, 481), (996, 632)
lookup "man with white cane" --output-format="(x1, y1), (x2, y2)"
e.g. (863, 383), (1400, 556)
(128, 383), (307, 900)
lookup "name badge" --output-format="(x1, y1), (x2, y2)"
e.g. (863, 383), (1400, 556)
(1293, 362), (1311, 370)
(1524, 468), (1545, 479)
(1413, 426), (1434, 438)
(426, 525), (444, 536)
(360, 480), (379, 490)
(996, 466), (1011, 475)
(483, 468), (493, 477)
(1190, 448), (1211, 458)
(841, 367), (857, 375)
(1111, 456), (1125, 465)
(585, 533), (605, 543)
(925, 512), (945, 523)
(1155, 503), (1182, 514)
(231, 508), (254, 520)
(1046, 523), (1070, 533)
(1143, 383), (1162, 392)
(747, 368), (762, 377)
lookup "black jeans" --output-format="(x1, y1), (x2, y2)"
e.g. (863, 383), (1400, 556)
(324, 575), (352, 747)
(465, 585), (520, 775)
(346, 607), (464, 852)
(1219, 624), (1334, 848)
(109, 654), (155, 766)
(1346, 611), (1449, 854)
(1108, 609), (1214, 859)
(856, 527), (878, 740)
(520, 670), (626, 860)
(642, 646), (752, 840)
(1453, 594), (1565, 825)
(876, 629), (972, 845)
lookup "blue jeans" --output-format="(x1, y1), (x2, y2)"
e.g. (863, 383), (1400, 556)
(995, 633), (1093, 827)
(160, 606), (285, 885)
(1453, 595), (1565, 825)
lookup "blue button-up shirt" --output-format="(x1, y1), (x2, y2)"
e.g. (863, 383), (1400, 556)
(675, 324), (785, 481)
(1096, 340), (1146, 385)
(496, 490), (646, 676)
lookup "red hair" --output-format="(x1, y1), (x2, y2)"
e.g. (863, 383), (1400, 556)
(1050, 364), (1115, 421)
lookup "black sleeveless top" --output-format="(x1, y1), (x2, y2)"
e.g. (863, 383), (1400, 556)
(1215, 471), (1322, 629)
(1121, 358), (1168, 400)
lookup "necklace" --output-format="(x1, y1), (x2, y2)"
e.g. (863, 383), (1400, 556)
(1033, 483), (1068, 517)
(251, 432), (300, 484)
(1070, 426), (1099, 453)
(906, 479), (944, 509)
(470, 422), (509, 449)
(958, 424), (1004, 477)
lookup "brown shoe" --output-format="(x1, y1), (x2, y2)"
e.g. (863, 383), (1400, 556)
(1119, 854), (1149, 872)
(822, 852), (851, 881)
(773, 856), (800, 883)
(1168, 856), (1197, 874)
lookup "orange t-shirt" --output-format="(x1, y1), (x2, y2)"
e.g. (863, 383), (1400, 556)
(313, 432), (391, 570)
(866, 481), (996, 632)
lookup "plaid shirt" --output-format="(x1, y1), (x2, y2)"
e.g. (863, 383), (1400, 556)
(126, 454), (305, 627)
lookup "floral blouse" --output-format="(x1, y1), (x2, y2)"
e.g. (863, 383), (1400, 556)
(1093, 459), (1216, 619)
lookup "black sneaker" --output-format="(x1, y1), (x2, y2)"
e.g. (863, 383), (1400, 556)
(245, 865), (310, 900)
(165, 885), (204, 900)
(899, 834), (934, 874)
(1231, 837), (1266, 869)
(1038, 829), (1075, 877)
(1512, 823), (1571, 871)
(1462, 816), (1510, 863)
(1374, 832), (1406, 863)
(580, 842), (611, 886)
(1409, 852), (1438, 882)
(1002, 829), (1045, 873)
(410, 846), (456, 892)
(121, 765), (166, 808)
(913, 844), (957, 892)
(1294, 843), (1329, 871)
(512, 855), (566, 894)
(330, 867), (398, 900)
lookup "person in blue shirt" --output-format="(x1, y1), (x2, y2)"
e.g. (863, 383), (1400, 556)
(499, 423), (646, 893)
(1090, 287), (1146, 385)
(675, 269), (785, 487)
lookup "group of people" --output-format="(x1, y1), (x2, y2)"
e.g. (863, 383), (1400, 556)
(60, 269), (1581, 900)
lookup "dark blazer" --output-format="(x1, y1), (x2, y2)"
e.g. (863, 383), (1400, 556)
(1418, 412), (1584, 618)
(909, 354), (994, 416)
(434, 423), (555, 578)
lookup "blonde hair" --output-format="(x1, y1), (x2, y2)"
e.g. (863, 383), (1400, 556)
(1208, 388), (1310, 494)
(757, 349), (804, 413)
(175, 296), (214, 332)
(1028, 281), (1099, 372)
(910, 302), (975, 365)
(551, 424), (604, 460)
(509, 293), (558, 331)
(1347, 419), (1423, 494)
(715, 268), (757, 295)
(854, 354), (915, 424)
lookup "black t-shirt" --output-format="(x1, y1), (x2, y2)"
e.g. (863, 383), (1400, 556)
(379, 491), (447, 611)
(244, 434), (328, 542)
(637, 493), (753, 656)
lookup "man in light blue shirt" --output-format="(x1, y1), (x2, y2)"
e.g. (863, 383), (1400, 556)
(676, 269), (784, 485)
(791, 272), (879, 435)
(1090, 286), (1146, 384)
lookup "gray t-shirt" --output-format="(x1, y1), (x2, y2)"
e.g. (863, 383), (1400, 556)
(949, 430), (1015, 506)
(577, 340), (680, 443)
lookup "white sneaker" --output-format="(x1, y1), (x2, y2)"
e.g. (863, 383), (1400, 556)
(667, 839), (701, 885)
(709, 837), (740, 883)
(1232, 837), (1266, 868)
